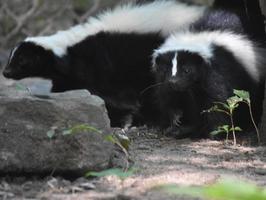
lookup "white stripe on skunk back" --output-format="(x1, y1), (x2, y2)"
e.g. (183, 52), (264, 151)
(25, 1), (206, 57)
(154, 31), (261, 82)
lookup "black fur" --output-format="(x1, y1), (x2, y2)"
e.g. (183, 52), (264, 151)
(153, 44), (264, 138)
(153, 51), (204, 137)
(213, 0), (266, 43)
(191, 9), (244, 34)
(3, 32), (164, 127)
(152, 7), (266, 139)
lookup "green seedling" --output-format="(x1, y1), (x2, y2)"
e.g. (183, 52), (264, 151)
(204, 89), (260, 145)
(210, 125), (242, 144)
(204, 95), (242, 146)
(86, 167), (136, 181)
(105, 133), (131, 170)
(233, 89), (260, 144)
(62, 124), (102, 135)
(157, 179), (266, 200)
(50, 124), (131, 170)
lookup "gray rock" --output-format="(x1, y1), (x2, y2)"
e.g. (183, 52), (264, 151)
(0, 87), (114, 176)
(17, 78), (53, 96)
(0, 77), (52, 96)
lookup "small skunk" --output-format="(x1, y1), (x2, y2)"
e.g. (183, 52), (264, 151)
(152, 51), (203, 137)
(152, 10), (266, 138)
(2, 0), (206, 127)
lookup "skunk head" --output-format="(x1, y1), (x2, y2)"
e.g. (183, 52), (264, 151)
(153, 50), (208, 91)
(3, 41), (55, 80)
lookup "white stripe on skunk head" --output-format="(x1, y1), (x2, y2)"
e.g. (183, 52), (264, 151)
(7, 45), (19, 66)
(25, 0), (206, 57)
(172, 53), (178, 76)
(153, 31), (260, 82)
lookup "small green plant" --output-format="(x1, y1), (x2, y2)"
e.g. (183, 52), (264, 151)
(105, 133), (131, 170)
(157, 179), (266, 200)
(15, 83), (30, 92)
(204, 89), (260, 145)
(46, 124), (102, 139)
(210, 125), (242, 144)
(50, 124), (131, 170)
(86, 167), (135, 181)
(62, 124), (102, 135)
(204, 93), (243, 146)
(233, 90), (260, 144)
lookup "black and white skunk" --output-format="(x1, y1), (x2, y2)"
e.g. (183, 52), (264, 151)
(152, 12), (266, 137)
(3, 1), (207, 127)
(4, 32), (164, 127)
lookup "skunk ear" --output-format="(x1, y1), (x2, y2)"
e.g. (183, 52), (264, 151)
(154, 53), (173, 66)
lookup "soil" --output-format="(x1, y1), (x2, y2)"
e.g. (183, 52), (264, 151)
(1, 128), (266, 200)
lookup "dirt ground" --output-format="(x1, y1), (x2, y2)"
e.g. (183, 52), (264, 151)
(1, 128), (266, 200)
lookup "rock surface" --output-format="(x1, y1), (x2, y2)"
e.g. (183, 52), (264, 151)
(0, 79), (114, 176)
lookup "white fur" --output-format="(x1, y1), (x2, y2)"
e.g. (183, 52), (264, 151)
(154, 31), (259, 82)
(25, 1), (206, 57)
(172, 53), (178, 76)
(8, 46), (19, 65)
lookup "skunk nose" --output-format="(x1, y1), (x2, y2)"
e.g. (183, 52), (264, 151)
(2, 68), (12, 78)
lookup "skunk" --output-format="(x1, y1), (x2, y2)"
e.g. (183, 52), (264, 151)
(3, 0), (206, 127)
(4, 32), (164, 127)
(152, 10), (266, 138)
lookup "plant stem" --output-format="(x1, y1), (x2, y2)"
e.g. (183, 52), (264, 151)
(115, 140), (130, 171)
(226, 130), (229, 144)
(247, 103), (260, 144)
(230, 111), (237, 146)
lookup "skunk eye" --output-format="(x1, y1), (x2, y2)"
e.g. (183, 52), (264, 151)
(18, 56), (28, 66)
(184, 68), (190, 73)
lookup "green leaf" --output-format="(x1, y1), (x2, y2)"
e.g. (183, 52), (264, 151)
(104, 134), (118, 144)
(234, 89), (250, 103)
(231, 127), (242, 132)
(158, 179), (266, 200)
(116, 134), (131, 151)
(203, 105), (219, 113)
(104, 134), (131, 151)
(47, 129), (55, 139)
(15, 83), (28, 91)
(213, 102), (230, 110)
(210, 129), (226, 135)
(205, 179), (266, 200)
(62, 130), (72, 136)
(227, 96), (242, 108)
(210, 125), (231, 135)
(63, 124), (102, 136)
(221, 125), (230, 131)
(85, 168), (135, 180)
(204, 105), (230, 115)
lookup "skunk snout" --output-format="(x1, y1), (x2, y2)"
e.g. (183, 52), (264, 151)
(168, 78), (188, 91)
(2, 68), (12, 78)
(168, 77), (177, 84)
